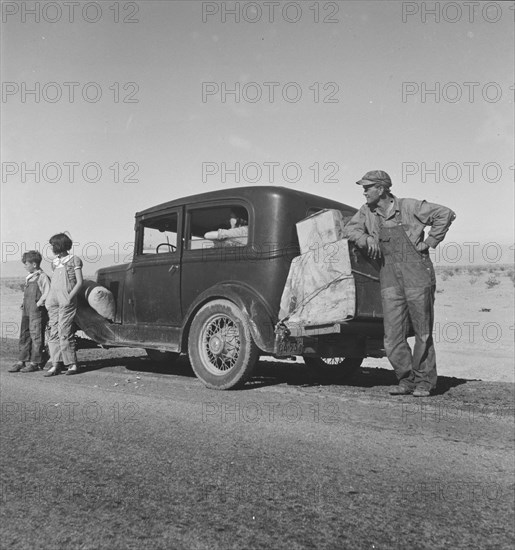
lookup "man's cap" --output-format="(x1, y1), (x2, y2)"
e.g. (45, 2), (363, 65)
(356, 170), (392, 188)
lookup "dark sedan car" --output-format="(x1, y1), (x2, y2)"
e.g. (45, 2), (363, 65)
(93, 186), (384, 389)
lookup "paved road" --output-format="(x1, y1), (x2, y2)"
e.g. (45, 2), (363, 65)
(1, 348), (514, 549)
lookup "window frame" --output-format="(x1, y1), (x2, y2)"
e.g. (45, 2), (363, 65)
(183, 201), (251, 255)
(135, 208), (182, 259)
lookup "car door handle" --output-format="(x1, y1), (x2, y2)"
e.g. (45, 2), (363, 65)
(168, 264), (179, 274)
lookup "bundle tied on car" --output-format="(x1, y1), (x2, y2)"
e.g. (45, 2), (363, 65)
(278, 210), (355, 336)
(74, 280), (117, 345)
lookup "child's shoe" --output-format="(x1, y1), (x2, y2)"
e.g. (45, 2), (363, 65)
(8, 362), (24, 373)
(43, 364), (62, 377)
(65, 364), (80, 375)
(20, 362), (40, 373)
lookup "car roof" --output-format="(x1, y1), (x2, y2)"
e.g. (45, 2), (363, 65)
(136, 186), (355, 217)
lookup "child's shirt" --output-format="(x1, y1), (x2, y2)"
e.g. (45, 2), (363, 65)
(25, 269), (51, 307)
(51, 254), (83, 288)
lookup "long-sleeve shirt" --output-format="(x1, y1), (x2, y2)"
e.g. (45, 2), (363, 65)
(344, 195), (456, 249)
(216, 226), (248, 246)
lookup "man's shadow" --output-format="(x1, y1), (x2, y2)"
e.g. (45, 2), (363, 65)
(245, 361), (469, 395)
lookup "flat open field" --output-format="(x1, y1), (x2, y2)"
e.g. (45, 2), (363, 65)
(1, 267), (514, 549)
(2, 265), (513, 382)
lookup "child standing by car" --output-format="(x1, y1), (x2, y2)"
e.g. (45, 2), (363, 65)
(44, 233), (84, 377)
(8, 251), (51, 373)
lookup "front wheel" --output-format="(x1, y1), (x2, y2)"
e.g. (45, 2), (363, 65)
(188, 300), (259, 390)
(303, 356), (363, 381)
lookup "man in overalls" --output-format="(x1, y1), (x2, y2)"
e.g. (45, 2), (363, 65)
(345, 171), (456, 397)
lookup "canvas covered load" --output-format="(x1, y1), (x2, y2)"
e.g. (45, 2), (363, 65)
(295, 208), (347, 255)
(278, 238), (355, 335)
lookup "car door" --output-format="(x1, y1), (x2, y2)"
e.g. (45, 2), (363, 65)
(131, 208), (182, 326)
(180, 202), (252, 314)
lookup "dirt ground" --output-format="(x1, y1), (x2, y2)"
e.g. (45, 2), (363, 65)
(2, 268), (513, 382)
(1, 338), (515, 549)
(1, 269), (514, 549)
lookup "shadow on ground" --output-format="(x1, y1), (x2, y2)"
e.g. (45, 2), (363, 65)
(1, 338), (470, 395)
(245, 361), (468, 395)
(83, 350), (468, 395)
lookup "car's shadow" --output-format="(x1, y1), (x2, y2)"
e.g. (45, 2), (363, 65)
(80, 354), (197, 378)
(79, 352), (469, 395)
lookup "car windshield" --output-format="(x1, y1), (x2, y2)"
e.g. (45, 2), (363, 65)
(142, 214), (178, 254)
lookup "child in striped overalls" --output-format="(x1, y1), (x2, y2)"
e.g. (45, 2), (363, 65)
(9, 251), (50, 373)
(44, 233), (84, 377)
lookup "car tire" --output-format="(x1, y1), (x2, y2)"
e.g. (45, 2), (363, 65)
(188, 299), (259, 390)
(145, 349), (180, 363)
(303, 356), (363, 381)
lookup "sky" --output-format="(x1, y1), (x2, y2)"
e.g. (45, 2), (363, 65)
(1, 0), (514, 268)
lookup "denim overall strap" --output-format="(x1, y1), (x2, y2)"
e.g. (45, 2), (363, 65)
(378, 211), (435, 289)
(377, 208), (437, 391)
(46, 257), (78, 366)
(23, 275), (42, 315)
(19, 274), (47, 363)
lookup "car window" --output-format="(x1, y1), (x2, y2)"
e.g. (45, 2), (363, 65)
(141, 213), (179, 255)
(186, 205), (249, 250)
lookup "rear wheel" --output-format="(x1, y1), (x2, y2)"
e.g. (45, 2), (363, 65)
(303, 356), (363, 381)
(188, 300), (259, 390)
(145, 349), (179, 363)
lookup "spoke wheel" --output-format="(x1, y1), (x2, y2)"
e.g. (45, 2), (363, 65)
(189, 300), (259, 390)
(200, 314), (241, 375)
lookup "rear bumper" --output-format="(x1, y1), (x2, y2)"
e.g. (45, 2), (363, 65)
(283, 319), (384, 338)
(274, 320), (385, 358)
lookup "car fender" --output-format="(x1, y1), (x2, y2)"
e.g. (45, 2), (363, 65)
(181, 282), (277, 353)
